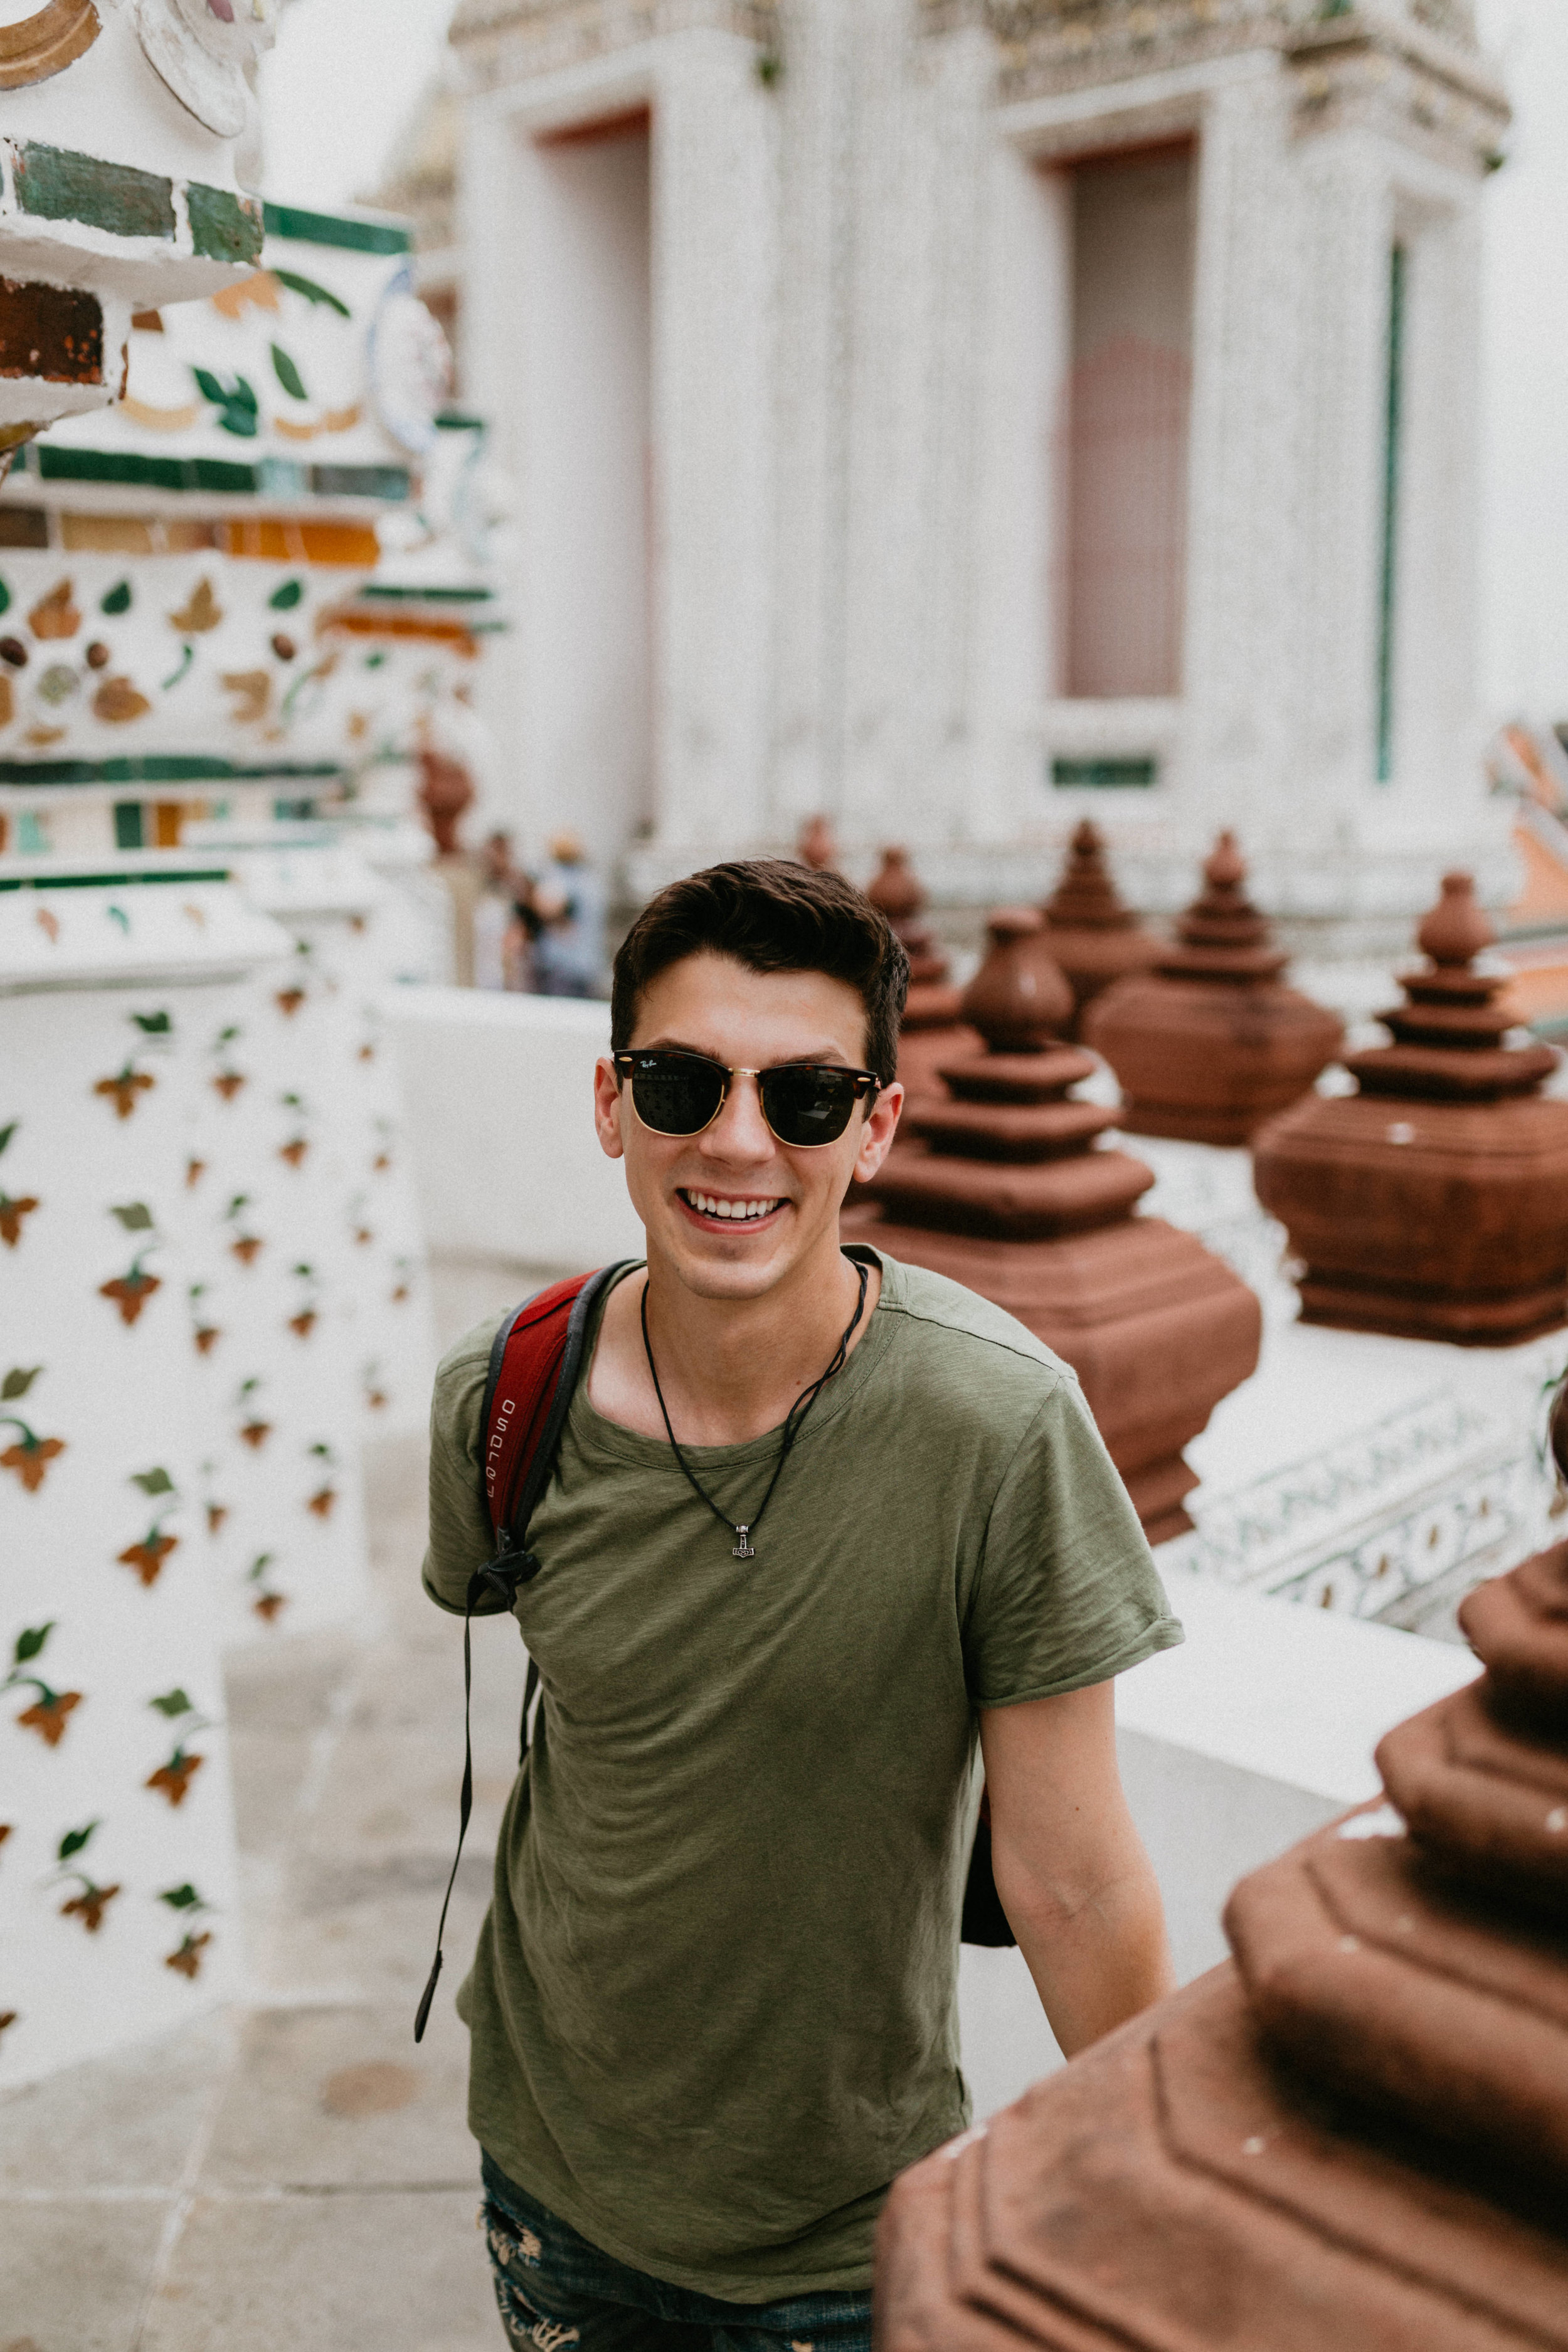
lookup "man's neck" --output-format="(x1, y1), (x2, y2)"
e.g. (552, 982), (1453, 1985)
(588, 1232), (880, 1448)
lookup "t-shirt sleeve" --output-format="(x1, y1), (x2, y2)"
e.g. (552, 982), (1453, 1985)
(421, 1315), (509, 1616)
(963, 1372), (1183, 1706)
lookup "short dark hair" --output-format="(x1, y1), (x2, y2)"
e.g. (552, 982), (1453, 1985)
(611, 859), (910, 1085)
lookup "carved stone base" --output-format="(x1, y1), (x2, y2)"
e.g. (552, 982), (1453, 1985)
(1294, 1270), (1568, 1347)
(1086, 972), (1345, 1145)
(876, 1966), (1568, 2351)
(1254, 1091), (1568, 1347)
(1226, 1815), (1568, 2192)
(847, 1210), (1261, 1543)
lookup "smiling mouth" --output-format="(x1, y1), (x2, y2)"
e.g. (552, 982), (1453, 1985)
(677, 1189), (787, 1226)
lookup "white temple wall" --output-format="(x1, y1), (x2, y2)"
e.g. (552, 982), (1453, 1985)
(459, 0), (1510, 928)
(964, 135), (1070, 851)
(1383, 181), (1486, 856)
(462, 31), (775, 874)
(838, 0), (957, 853)
(1287, 129), (1494, 918)
(1294, 130), (1387, 864)
(652, 34), (777, 855)
(767, 0), (852, 841)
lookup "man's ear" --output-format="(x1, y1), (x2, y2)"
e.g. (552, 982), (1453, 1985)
(593, 1056), (627, 1162)
(852, 1081), (903, 1184)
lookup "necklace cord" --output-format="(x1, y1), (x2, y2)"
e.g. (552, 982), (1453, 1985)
(640, 1257), (869, 1550)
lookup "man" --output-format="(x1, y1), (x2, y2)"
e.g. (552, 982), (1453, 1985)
(423, 859), (1180, 2351)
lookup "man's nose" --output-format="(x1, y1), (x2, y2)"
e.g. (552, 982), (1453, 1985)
(701, 1071), (774, 1159)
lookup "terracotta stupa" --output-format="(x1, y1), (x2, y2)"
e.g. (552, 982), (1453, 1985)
(877, 1389), (1568, 2348)
(848, 908), (1261, 1540)
(866, 845), (982, 1109)
(1084, 831), (1343, 1142)
(1254, 871), (1568, 1344)
(1039, 820), (1162, 1039)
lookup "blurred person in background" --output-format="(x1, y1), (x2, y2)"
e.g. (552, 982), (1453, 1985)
(474, 831), (548, 994)
(532, 829), (605, 997)
(474, 830), (522, 992)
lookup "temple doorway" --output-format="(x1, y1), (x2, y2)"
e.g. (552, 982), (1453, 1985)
(1053, 140), (1196, 701)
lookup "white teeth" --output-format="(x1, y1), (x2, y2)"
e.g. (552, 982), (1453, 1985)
(686, 1192), (779, 1221)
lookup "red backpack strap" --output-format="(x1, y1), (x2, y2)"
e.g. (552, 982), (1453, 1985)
(480, 1271), (596, 1545)
(481, 1259), (642, 1554)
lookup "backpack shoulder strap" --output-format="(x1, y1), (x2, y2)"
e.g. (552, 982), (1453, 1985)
(480, 1260), (637, 1555)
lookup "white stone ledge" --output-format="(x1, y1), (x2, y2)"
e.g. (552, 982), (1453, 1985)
(384, 985), (645, 1270)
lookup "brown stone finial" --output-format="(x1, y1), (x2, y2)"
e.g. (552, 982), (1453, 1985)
(1084, 832), (1343, 1142)
(797, 813), (838, 871)
(1417, 869), (1493, 967)
(864, 846), (978, 1099)
(1253, 872), (1568, 1342)
(877, 1488), (1568, 2345)
(866, 845), (949, 987)
(1039, 822), (1162, 1037)
(1044, 821), (1124, 928)
(959, 908), (1075, 1053)
(1174, 829), (1276, 967)
(845, 901), (1261, 1540)
(866, 845), (924, 926)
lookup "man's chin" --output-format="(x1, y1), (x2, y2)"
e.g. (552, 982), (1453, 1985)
(650, 1209), (808, 1297)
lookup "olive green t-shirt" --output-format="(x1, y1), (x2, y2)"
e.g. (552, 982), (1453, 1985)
(422, 1251), (1179, 2301)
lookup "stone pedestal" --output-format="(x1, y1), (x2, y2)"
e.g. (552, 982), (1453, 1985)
(876, 1401), (1568, 2348)
(1084, 834), (1343, 1143)
(865, 844), (980, 1108)
(1254, 873), (1568, 1345)
(850, 908), (1261, 1542)
(1039, 821), (1162, 1039)
(0, 870), (290, 2090)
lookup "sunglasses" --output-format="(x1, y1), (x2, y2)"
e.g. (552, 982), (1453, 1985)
(613, 1049), (881, 1148)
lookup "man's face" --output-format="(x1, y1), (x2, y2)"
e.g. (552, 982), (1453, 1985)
(593, 951), (903, 1300)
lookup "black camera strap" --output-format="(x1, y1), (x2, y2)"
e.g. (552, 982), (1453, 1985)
(415, 1263), (633, 2042)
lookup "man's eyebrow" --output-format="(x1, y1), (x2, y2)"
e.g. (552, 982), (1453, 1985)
(634, 1036), (856, 1064)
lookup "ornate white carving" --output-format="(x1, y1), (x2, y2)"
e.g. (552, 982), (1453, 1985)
(132, 0), (278, 140)
(368, 272), (453, 457)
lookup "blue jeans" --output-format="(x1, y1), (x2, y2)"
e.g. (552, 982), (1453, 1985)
(480, 2153), (874, 2351)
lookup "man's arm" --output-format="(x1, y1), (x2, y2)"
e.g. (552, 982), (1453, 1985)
(979, 1679), (1175, 2057)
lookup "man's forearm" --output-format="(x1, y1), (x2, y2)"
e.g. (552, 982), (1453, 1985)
(996, 1844), (1175, 2057)
(978, 1682), (1178, 2056)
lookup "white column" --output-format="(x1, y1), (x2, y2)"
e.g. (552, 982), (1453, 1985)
(0, 877), (289, 2089)
(1179, 61), (1310, 881)
(766, 0), (855, 844)
(839, 13), (1003, 862)
(965, 90), (1074, 852)
(648, 33), (778, 866)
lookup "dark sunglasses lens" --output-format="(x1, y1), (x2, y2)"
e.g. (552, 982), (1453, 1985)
(629, 1056), (726, 1136)
(761, 1067), (860, 1147)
